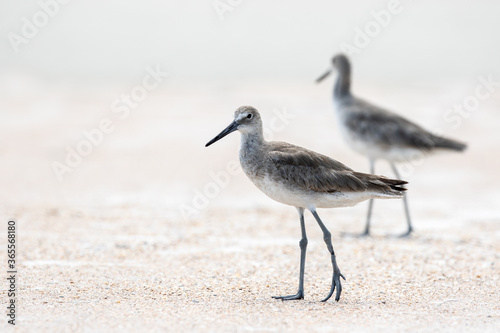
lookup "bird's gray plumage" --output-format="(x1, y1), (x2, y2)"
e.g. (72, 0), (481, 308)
(331, 54), (466, 154)
(317, 53), (467, 237)
(337, 96), (466, 152)
(266, 141), (406, 195)
(206, 106), (408, 302)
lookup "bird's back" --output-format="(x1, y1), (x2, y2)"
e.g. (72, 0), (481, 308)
(241, 140), (406, 209)
(335, 96), (466, 161)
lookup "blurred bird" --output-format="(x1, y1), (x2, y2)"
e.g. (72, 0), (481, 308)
(205, 106), (407, 302)
(317, 54), (467, 237)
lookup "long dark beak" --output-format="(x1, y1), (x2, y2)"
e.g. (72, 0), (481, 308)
(316, 69), (332, 83)
(205, 120), (239, 147)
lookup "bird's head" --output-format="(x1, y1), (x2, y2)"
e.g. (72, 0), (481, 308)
(205, 106), (262, 147)
(316, 53), (351, 83)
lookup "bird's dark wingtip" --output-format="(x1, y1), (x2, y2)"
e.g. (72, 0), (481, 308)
(433, 136), (468, 152)
(385, 178), (408, 192)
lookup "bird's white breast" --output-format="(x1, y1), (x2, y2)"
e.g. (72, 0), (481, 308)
(250, 174), (377, 210)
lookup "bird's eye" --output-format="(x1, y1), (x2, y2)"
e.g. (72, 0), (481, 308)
(247, 114), (253, 119)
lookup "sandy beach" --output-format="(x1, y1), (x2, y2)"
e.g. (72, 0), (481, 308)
(0, 79), (499, 332)
(2, 1), (500, 331)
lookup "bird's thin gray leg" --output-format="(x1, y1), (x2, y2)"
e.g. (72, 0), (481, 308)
(311, 210), (345, 302)
(273, 207), (307, 301)
(342, 158), (375, 237)
(390, 162), (413, 237)
(365, 159), (376, 234)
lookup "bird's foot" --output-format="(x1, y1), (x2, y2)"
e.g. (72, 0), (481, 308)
(387, 228), (413, 238)
(322, 270), (346, 302)
(341, 230), (370, 238)
(272, 291), (304, 301)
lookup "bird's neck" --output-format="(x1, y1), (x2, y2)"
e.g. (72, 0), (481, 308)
(334, 70), (351, 100)
(239, 132), (265, 159)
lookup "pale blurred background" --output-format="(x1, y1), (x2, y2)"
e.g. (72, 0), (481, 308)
(1, 2), (500, 331)
(0, 0), (499, 226)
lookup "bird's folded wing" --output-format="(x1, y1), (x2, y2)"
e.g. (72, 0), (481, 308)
(344, 100), (436, 150)
(268, 144), (367, 193)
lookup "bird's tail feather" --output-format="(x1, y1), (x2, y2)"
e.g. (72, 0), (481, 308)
(353, 172), (407, 197)
(381, 178), (408, 192)
(432, 136), (467, 152)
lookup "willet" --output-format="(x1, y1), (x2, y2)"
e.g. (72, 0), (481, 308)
(205, 106), (407, 302)
(317, 54), (467, 237)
